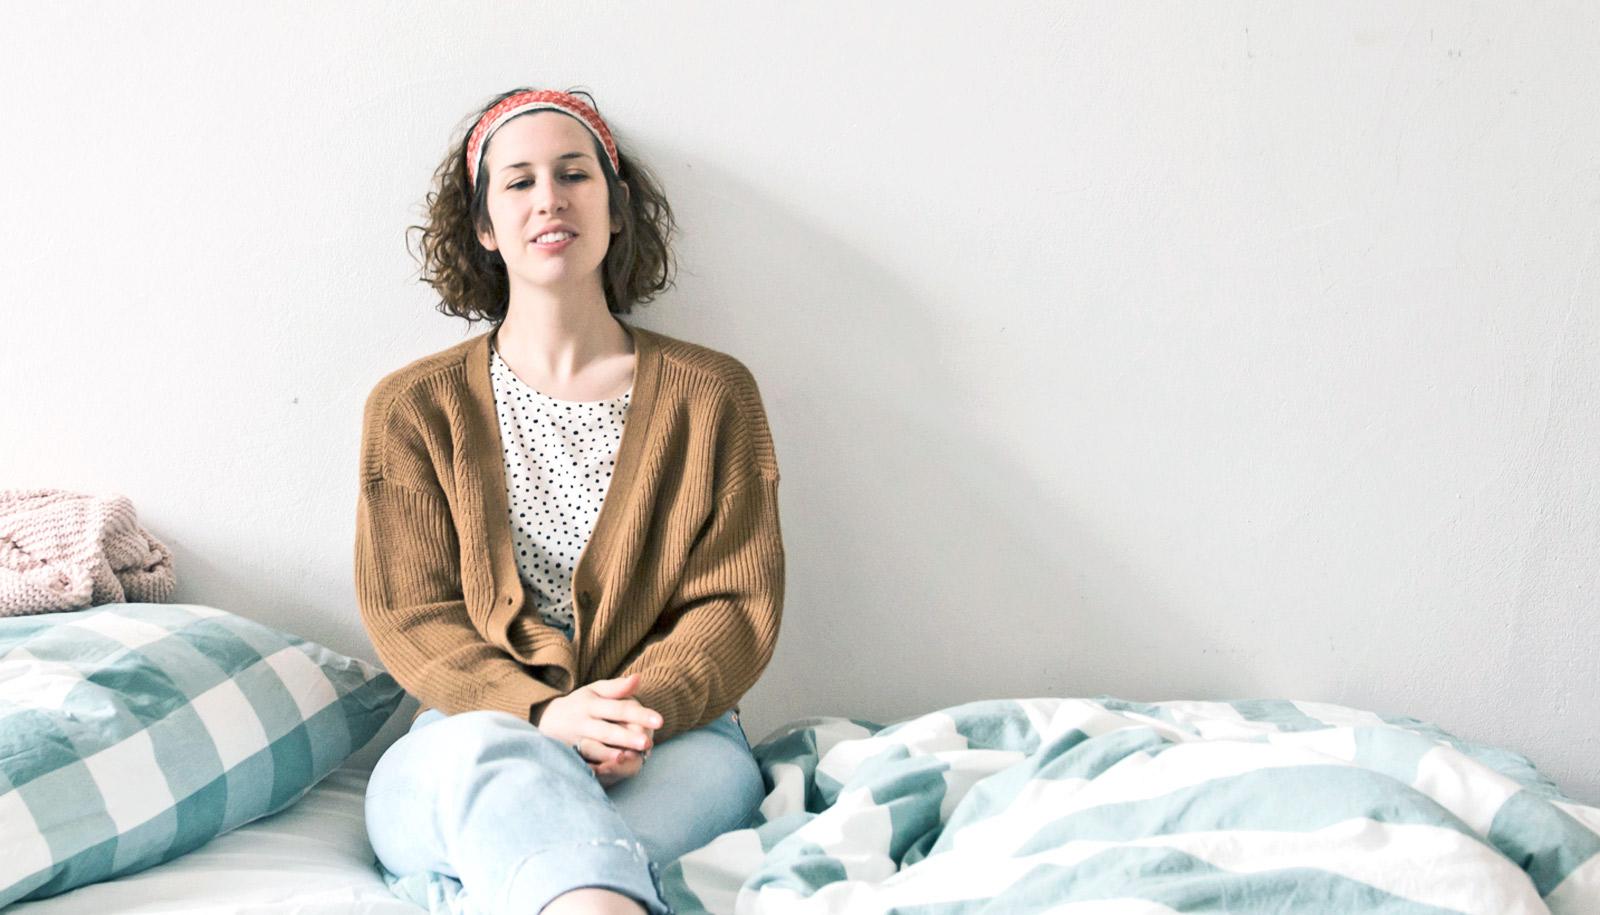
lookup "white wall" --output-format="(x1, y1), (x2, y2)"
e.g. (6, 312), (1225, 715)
(3, 2), (1596, 800)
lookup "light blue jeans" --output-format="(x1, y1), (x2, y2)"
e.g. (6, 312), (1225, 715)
(364, 704), (764, 915)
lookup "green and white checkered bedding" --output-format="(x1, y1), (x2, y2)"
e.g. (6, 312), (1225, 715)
(661, 697), (1600, 914)
(0, 603), (404, 908)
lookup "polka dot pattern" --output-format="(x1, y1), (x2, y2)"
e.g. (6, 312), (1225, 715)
(490, 344), (632, 640)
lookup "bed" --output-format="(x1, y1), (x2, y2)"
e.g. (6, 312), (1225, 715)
(7, 765), (417, 915)
(5, 604), (1599, 914)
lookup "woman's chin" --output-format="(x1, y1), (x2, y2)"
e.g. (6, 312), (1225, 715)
(510, 260), (603, 288)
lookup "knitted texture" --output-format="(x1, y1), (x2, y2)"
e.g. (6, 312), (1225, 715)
(354, 322), (784, 743)
(0, 488), (176, 617)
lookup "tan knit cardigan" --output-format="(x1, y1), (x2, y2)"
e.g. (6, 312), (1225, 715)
(353, 321), (784, 742)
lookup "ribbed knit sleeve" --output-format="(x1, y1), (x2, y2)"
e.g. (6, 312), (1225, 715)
(353, 392), (560, 721)
(618, 470), (785, 742)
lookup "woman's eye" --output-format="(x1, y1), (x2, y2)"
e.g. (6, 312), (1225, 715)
(508, 174), (586, 190)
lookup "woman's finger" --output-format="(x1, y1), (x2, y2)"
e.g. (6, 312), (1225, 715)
(586, 673), (641, 699)
(572, 735), (592, 761)
(587, 749), (639, 783)
(577, 736), (629, 764)
(589, 720), (651, 753)
(595, 697), (664, 730)
(596, 748), (638, 768)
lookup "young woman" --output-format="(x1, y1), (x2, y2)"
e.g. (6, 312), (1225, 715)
(354, 87), (785, 915)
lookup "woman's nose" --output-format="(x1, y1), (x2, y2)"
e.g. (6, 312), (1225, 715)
(535, 183), (565, 212)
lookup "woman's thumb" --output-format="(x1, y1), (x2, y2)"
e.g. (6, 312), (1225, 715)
(590, 672), (640, 697)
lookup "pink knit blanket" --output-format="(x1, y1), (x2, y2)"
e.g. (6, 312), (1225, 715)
(0, 488), (176, 617)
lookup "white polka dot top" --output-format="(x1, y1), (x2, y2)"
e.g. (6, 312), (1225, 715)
(489, 343), (633, 640)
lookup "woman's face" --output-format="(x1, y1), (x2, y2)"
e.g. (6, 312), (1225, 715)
(475, 110), (619, 295)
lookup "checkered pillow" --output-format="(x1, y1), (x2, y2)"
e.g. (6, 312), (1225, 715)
(0, 602), (404, 907)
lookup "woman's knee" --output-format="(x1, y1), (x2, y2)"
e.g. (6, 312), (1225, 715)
(367, 710), (603, 857)
(624, 729), (765, 844)
(699, 719), (764, 793)
(426, 709), (580, 772)
(369, 708), (578, 799)
(725, 747), (766, 825)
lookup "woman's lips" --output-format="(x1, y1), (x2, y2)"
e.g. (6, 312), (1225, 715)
(533, 234), (577, 252)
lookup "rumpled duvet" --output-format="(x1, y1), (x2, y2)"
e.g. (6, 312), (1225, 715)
(661, 697), (1600, 914)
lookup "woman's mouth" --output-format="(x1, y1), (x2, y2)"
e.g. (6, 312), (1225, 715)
(532, 231), (577, 252)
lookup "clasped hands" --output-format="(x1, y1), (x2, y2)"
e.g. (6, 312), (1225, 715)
(535, 672), (662, 787)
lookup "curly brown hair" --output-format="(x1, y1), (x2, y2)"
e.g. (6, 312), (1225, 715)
(405, 87), (679, 324)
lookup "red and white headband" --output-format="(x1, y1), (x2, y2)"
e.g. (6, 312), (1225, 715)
(466, 89), (620, 193)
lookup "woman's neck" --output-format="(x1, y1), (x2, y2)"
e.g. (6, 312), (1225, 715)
(494, 304), (633, 383)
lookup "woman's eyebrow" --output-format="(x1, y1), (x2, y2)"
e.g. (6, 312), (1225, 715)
(498, 152), (594, 174)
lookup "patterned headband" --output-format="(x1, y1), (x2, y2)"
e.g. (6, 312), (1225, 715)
(466, 89), (621, 193)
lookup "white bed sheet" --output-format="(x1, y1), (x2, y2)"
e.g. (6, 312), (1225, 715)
(10, 766), (423, 915)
